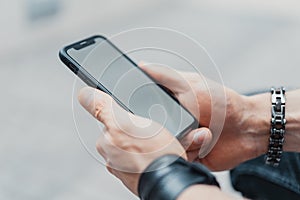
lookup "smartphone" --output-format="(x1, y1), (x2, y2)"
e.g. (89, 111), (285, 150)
(59, 35), (198, 139)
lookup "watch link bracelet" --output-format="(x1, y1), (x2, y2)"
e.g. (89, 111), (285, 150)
(265, 87), (286, 167)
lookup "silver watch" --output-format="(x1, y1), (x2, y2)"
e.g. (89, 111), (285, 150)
(265, 87), (286, 167)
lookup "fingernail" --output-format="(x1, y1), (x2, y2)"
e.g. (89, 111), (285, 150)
(139, 61), (151, 68)
(138, 61), (145, 66)
(193, 130), (208, 144)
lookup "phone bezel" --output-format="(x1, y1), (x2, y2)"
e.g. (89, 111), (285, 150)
(59, 35), (199, 139)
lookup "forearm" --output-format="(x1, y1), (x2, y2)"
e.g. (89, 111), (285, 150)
(243, 89), (300, 158)
(177, 185), (242, 200)
(285, 89), (300, 152)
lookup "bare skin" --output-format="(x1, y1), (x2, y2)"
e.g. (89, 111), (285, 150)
(78, 65), (300, 199)
(78, 87), (203, 195)
(140, 64), (300, 170)
(178, 185), (236, 200)
(140, 64), (266, 171)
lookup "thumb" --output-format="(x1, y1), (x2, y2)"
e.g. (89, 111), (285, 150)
(180, 127), (213, 151)
(78, 87), (161, 138)
(78, 87), (127, 129)
(139, 61), (186, 93)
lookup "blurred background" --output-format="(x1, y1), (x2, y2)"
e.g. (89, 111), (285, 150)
(1, 0), (300, 199)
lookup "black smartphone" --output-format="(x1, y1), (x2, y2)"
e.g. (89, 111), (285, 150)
(59, 35), (198, 139)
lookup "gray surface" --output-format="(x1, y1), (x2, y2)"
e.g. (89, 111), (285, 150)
(1, 0), (300, 199)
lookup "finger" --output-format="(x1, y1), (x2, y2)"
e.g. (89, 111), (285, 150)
(96, 132), (116, 170)
(78, 87), (129, 130)
(96, 133), (108, 160)
(139, 62), (202, 121)
(180, 128), (212, 151)
(78, 87), (163, 139)
(106, 165), (114, 174)
(138, 62), (187, 93)
(187, 149), (202, 162)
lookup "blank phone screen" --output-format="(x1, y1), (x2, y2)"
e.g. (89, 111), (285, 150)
(67, 36), (196, 137)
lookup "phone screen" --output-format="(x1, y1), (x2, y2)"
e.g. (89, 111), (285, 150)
(66, 36), (196, 137)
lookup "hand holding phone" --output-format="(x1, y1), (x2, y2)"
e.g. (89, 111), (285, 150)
(59, 35), (198, 138)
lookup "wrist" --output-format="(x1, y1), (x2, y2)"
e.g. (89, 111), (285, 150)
(138, 155), (219, 200)
(240, 93), (270, 159)
(240, 89), (300, 160)
(284, 90), (300, 152)
(177, 185), (225, 200)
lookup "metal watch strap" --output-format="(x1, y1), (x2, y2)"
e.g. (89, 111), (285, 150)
(265, 87), (286, 167)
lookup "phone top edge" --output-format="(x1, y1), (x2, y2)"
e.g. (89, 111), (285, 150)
(58, 36), (126, 104)
(61, 35), (107, 52)
(58, 35), (107, 74)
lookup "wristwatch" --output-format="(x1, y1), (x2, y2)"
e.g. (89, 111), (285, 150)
(138, 155), (220, 200)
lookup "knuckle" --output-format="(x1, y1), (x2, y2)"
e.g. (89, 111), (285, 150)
(106, 122), (121, 134)
(108, 134), (121, 147)
(93, 98), (106, 119)
(102, 130), (119, 147)
(106, 165), (113, 174)
(96, 139), (103, 153)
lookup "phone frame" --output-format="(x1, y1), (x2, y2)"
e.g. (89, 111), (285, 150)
(59, 35), (199, 139)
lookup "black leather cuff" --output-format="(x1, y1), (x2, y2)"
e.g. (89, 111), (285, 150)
(138, 155), (220, 200)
